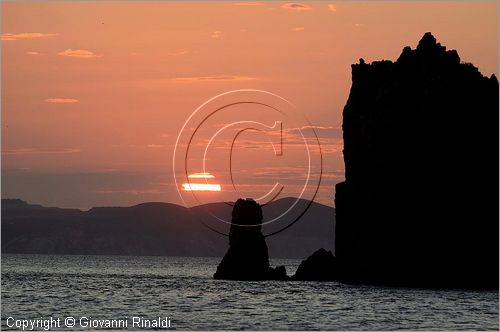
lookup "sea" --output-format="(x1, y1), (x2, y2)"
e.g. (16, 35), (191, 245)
(1, 254), (498, 331)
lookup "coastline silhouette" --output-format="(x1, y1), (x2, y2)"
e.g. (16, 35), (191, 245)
(1, 197), (333, 258)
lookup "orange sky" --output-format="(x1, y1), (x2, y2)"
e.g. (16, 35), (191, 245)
(2, 1), (498, 209)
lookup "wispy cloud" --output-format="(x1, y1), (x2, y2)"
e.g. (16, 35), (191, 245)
(95, 189), (163, 195)
(130, 75), (259, 89)
(146, 144), (167, 148)
(299, 125), (338, 132)
(240, 167), (340, 183)
(170, 75), (257, 82)
(26, 51), (41, 55)
(328, 4), (337, 12)
(211, 31), (222, 38)
(167, 49), (190, 56)
(267, 125), (342, 139)
(2, 148), (81, 155)
(2, 32), (58, 41)
(44, 98), (80, 104)
(281, 3), (312, 11)
(233, 166), (330, 185)
(207, 124), (343, 155)
(58, 49), (101, 58)
(233, 2), (265, 6)
(291, 27), (305, 32)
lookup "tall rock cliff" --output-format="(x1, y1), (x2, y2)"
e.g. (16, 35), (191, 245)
(335, 33), (499, 287)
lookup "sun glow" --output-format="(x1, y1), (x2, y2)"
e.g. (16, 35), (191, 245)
(182, 183), (221, 191)
(182, 173), (221, 191)
(188, 173), (215, 179)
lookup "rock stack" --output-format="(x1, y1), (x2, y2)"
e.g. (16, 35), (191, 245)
(214, 198), (288, 280)
(292, 248), (337, 281)
(334, 32), (499, 288)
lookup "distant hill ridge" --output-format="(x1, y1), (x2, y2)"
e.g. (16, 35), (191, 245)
(1, 197), (335, 259)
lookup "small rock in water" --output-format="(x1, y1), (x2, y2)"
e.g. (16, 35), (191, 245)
(292, 248), (337, 281)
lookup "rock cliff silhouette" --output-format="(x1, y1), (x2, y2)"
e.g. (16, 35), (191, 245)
(214, 198), (288, 280)
(334, 32), (499, 288)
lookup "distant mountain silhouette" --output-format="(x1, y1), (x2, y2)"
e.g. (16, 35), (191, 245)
(334, 32), (499, 288)
(1, 197), (334, 258)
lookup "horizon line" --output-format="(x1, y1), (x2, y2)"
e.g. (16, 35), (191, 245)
(0, 196), (334, 211)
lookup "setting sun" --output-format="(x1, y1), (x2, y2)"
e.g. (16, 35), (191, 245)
(182, 183), (221, 192)
(182, 172), (221, 191)
(188, 173), (215, 179)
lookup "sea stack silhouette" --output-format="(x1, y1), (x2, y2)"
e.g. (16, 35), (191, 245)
(214, 198), (288, 280)
(330, 32), (498, 288)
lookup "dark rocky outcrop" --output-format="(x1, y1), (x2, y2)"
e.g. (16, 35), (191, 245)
(334, 32), (499, 288)
(292, 248), (337, 281)
(214, 198), (288, 280)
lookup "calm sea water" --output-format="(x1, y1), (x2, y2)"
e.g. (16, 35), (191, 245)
(1, 254), (498, 330)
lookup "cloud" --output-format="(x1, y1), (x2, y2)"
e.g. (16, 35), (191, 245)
(146, 144), (167, 148)
(233, 2), (265, 5)
(299, 125), (339, 132)
(232, 166), (333, 187)
(44, 98), (80, 104)
(328, 4), (337, 12)
(219, 124), (343, 155)
(58, 49), (101, 58)
(26, 51), (41, 55)
(170, 75), (257, 82)
(2, 32), (58, 41)
(268, 125), (342, 139)
(291, 27), (305, 32)
(280, 3), (312, 11)
(354, 23), (365, 27)
(130, 76), (259, 89)
(96, 189), (163, 195)
(167, 49), (190, 56)
(211, 31), (222, 38)
(2, 148), (81, 155)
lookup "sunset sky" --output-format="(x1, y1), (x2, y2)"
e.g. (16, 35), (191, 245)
(2, 1), (498, 209)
